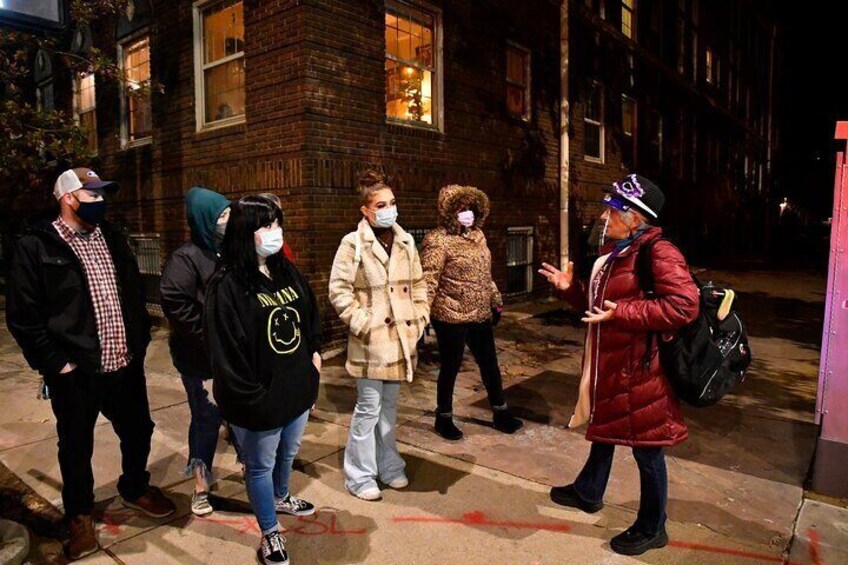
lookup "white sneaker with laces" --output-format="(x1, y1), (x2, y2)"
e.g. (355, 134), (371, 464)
(347, 485), (381, 501)
(274, 493), (316, 516)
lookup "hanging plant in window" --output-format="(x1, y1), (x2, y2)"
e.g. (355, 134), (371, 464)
(400, 66), (423, 121)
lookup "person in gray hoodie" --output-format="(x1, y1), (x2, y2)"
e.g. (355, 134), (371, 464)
(160, 187), (232, 516)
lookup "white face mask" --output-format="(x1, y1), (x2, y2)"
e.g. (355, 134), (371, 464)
(256, 228), (283, 258)
(457, 210), (475, 228)
(372, 206), (398, 229)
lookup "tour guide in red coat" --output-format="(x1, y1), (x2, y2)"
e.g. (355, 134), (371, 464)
(540, 174), (699, 557)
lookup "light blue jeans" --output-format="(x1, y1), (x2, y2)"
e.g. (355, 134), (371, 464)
(230, 409), (310, 534)
(344, 379), (406, 495)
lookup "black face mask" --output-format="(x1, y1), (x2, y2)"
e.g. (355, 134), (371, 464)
(73, 195), (107, 226)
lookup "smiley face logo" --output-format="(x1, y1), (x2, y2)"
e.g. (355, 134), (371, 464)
(267, 306), (301, 355)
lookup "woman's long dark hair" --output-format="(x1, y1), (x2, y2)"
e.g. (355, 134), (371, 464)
(220, 196), (286, 291)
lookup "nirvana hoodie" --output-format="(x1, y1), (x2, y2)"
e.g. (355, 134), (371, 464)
(204, 261), (322, 431)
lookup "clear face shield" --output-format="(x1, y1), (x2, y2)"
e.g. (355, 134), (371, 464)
(586, 193), (634, 252)
(587, 214), (611, 251)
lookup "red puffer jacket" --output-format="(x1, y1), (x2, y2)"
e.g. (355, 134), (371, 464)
(562, 227), (699, 447)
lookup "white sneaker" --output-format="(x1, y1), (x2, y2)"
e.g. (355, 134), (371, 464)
(347, 485), (381, 501)
(386, 476), (409, 489)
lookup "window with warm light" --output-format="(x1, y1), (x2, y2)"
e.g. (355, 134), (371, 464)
(385, 1), (440, 128)
(74, 73), (97, 154)
(194, 0), (245, 130)
(705, 48), (714, 84)
(621, 0), (635, 40)
(118, 34), (152, 146)
(506, 44), (531, 120)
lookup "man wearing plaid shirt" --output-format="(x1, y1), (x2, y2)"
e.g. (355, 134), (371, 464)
(6, 168), (176, 560)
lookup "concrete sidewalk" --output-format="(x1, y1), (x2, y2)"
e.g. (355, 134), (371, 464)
(1, 268), (846, 564)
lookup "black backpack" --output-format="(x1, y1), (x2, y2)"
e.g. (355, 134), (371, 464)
(636, 239), (752, 407)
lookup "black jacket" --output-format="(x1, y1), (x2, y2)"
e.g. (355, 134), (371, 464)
(204, 261), (322, 431)
(159, 242), (217, 377)
(5, 218), (151, 376)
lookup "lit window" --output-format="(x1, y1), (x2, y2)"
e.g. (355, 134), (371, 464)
(584, 83), (604, 162)
(621, 0), (635, 40)
(118, 34), (152, 146)
(705, 48), (714, 84)
(194, 0), (246, 130)
(506, 44), (531, 120)
(74, 73), (98, 154)
(385, 1), (441, 129)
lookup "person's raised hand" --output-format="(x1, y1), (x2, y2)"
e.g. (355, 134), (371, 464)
(539, 261), (574, 292)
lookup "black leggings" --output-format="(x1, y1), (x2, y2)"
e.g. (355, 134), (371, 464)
(432, 319), (506, 414)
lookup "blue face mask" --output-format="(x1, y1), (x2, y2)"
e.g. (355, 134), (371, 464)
(372, 206), (398, 229)
(256, 228), (283, 258)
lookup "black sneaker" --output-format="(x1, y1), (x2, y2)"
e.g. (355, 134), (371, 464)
(492, 409), (523, 434)
(434, 413), (463, 440)
(257, 530), (289, 565)
(549, 484), (604, 513)
(275, 493), (316, 516)
(610, 526), (669, 556)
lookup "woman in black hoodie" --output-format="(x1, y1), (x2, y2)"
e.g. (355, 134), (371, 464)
(204, 197), (322, 565)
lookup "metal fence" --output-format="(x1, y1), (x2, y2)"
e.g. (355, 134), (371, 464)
(506, 226), (534, 296)
(128, 233), (163, 316)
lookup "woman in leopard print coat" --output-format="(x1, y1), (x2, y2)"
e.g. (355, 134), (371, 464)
(421, 185), (523, 440)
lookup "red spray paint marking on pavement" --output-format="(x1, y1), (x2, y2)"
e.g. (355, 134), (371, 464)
(392, 510), (571, 534)
(807, 528), (823, 565)
(394, 511), (815, 564)
(198, 514), (262, 535)
(667, 540), (800, 564)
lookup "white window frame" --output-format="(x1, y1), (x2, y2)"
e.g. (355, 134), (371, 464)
(117, 30), (153, 149)
(73, 72), (98, 155)
(193, 0), (247, 132)
(584, 82), (605, 163)
(506, 41), (531, 121)
(384, 0), (444, 132)
(506, 226), (534, 296)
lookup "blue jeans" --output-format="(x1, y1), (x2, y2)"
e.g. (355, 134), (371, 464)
(344, 379), (406, 494)
(230, 410), (310, 534)
(181, 375), (222, 486)
(574, 442), (668, 534)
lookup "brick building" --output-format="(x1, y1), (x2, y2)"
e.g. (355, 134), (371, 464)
(1, 0), (785, 342)
(567, 0), (784, 267)
(93, 0), (564, 342)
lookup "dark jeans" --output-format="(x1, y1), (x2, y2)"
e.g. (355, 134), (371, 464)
(181, 375), (223, 485)
(45, 361), (154, 518)
(432, 318), (506, 415)
(574, 442), (668, 534)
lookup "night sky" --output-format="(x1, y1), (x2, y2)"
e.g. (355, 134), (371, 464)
(782, 2), (848, 220)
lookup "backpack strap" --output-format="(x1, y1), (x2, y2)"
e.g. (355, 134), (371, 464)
(636, 237), (663, 367)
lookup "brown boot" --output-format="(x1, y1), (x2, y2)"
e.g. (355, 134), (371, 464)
(122, 486), (176, 518)
(67, 514), (99, 560)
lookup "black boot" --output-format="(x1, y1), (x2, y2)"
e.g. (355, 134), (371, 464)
(434, 413), (463, 440)
(549, 484), (604, 513)
(492, 408), (523, 434)
(610, 526), (669, 556)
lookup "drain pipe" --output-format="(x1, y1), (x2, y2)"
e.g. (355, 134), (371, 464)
(560, 0), (570, 267)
